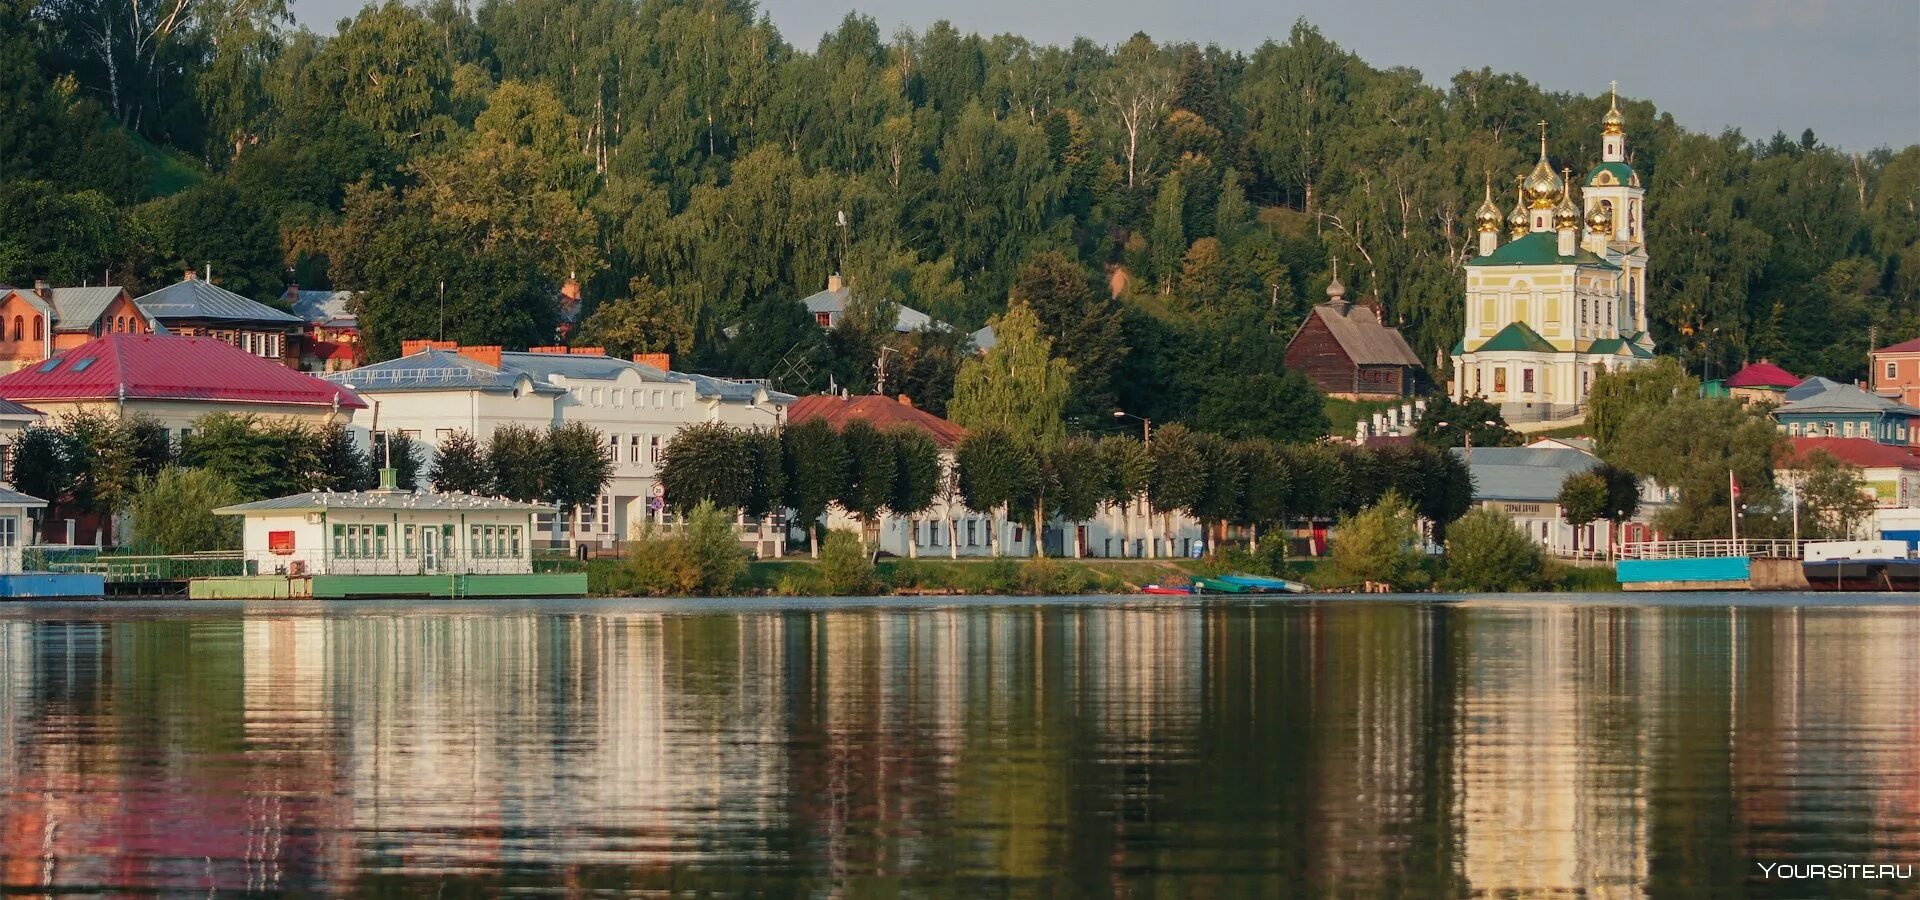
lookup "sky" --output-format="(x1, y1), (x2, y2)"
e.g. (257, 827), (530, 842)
(294, 0), (1920, 151)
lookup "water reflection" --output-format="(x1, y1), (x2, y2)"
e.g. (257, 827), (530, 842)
(1, 598), (1918, 895)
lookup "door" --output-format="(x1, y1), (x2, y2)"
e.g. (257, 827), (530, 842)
(421, 526), (440, 575)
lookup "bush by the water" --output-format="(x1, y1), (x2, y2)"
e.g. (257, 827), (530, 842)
(1331, 492), (1429, 589)
(604, 501), (744, 596)
(1441, 507), (1544, 592)
(818, 529), (879, 595)
(127, 467), (243, 553)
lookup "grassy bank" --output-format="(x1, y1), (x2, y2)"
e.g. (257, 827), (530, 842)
(587, 553), (1621, 597)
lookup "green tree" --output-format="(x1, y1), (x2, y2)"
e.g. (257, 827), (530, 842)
(1149, 171), (1186, 291)
(1588, 359), (1696, 456)
(888, 427), (942, 558)
(9, 426), (72, 509)
(1557, 470), (1609, 553)
(576, 278), (695, 360)
(429, 430), (494, 494)
(1794, 450), (1876, 540)
(683, 500), (746, 595)
(1146, 423), (1206, 557)
(954, 426), (1038, 557)
(660, 422), (749, 513)
(370, 430), (423, 489)
(1442, 507), (1543, 592)
(1191, 371), (1328, 442)
(1415, 396), (1519, 449)
(1098, 435), (1155, 558)
(741, 428), (787, 520)
(949, 300), (1074, 452)
(1607, 395), (1784, 539)
(1332, 491), (1425, 589)
(1012, 250), (1127, 417)
(59, 410), (136, 523)
(126, 467), (244, 553)
(837, 419), (897, 547)
(1047, 436), (1106, 558)
(179, 413), (276, 500)
(318, 422), (375, 490)
(818, 528), (878, 595)
(782, 417), (845, 558)
(544, 421), (613, 545)
(487, 424), (547, 502)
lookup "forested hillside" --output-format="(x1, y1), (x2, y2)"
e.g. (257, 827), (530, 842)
(3, 0), (1916, 431)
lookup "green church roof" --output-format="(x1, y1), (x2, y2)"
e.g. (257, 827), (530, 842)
(1476, 321), (1557, 353)
(1585, 161), (1639, 188)
(1468, 232), (1620, 270)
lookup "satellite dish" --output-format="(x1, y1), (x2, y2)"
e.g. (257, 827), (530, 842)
(836, 210), (848, 227)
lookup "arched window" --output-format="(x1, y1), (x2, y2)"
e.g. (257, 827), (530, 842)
(30, 315), (40, 341)
(9, 315), (21, 342)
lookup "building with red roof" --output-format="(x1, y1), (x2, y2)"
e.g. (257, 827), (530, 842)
(788, 394), (969, 447)
(1872, 337), (1920, 408)
(1723, 359), (1801, 405)
(0, 333), (365, 441)
(1780, 437), (1920, 509)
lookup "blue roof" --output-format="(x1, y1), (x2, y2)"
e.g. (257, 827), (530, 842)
(1776, 378), (1920, 416)
(135, 278), (303, 325)
(1452, 446), (1599, 503)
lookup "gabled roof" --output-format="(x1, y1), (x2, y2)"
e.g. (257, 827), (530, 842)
(789, 394), (970, 448)
(135, 278), (303, 325)
(1477, 321), (1558, 354)
(2, 286), (154, 332)
(801, 286), (937, 332)
(288, 289), (356, 327)
(1782, 437), (1920, 471)
(217, 489), (554, 515)
(0, 333), (366, 409)
(1293, 301), (1422, 367)
(1776, 378), (1920, 416)
(1724, 360), (1801, 389)
(971, 325), (998, 351)
(1468, 232), (1620, 269)
(1876, 337), (1920, 355)
(0, 397), (41, 419)
(1451, 446), (1599, 503)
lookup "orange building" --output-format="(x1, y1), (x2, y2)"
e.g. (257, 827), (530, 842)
(1871, 337), (1920, 408)
(0, 282), (155, 374)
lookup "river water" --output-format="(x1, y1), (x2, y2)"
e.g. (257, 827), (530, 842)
(1, 593), (1917, 896)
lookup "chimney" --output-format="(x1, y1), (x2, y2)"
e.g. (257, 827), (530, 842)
(632, 352), (671, 372)
(826, 272), (844, 292)
(400, 339), (457, 357)
(33, 279), (50, 300)
(898, 395), (914, 408)
(456, 345), (502, 369)
(560, 277), (582, 302)
(183, 268), (198, 281)
(567, 346), (606, 356)
(528, 345), (569, 354)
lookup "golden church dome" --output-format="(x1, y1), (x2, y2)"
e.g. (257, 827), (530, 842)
(1585, 201), (1613, 233)
(1552, 170), (1580, 229)
(1524, 158), (1562, 208)
(1474, 180), (1502, 232)
(1603, 82), (1626, 135)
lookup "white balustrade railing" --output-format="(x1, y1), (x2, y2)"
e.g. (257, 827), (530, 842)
(1617, 539), (1813, 561)
(245, 551), (535, 576)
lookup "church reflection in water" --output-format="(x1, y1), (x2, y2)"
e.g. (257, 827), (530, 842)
(2, 599), (1917, 894)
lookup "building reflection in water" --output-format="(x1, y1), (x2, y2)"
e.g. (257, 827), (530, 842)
(1, 599), (1918, 894)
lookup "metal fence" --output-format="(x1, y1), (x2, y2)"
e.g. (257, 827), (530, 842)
(45, 551), (245, 582)
(245, 551), (550, 577)
(1617, 539), (1811, 560)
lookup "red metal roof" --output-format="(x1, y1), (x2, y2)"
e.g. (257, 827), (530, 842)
(1877, 337), (1920, 355)
(789, 394), (969, 448)
(1724, 360), (1801, 389)
(0, 333), (367, 409)
(1783, 437), (1920, 471)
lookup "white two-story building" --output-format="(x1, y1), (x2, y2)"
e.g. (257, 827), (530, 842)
(328, 342), (794, 552)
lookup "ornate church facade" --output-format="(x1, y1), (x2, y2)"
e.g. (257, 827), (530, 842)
(1449, 86), (1655, 423)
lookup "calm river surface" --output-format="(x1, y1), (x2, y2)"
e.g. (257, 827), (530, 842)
(2, 593), (1919, 896)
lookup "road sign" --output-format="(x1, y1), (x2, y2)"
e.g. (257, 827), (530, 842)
(649, 496), (665, 511)
(649, 483), (666, 498)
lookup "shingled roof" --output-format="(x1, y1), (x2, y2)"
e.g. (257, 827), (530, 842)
(1296, 301), (1421, 367)
(1725, 360), (1801, 390)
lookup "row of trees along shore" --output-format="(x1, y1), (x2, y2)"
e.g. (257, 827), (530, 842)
(6, 0), (1914, 431)
(660, 415), (1474, 559)
(11, 412), (614, 550)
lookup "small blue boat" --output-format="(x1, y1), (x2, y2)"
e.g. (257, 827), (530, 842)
(1220, 574), (1311, 594)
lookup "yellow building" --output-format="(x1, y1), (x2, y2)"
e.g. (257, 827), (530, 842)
(1450, 86), (1656, 424)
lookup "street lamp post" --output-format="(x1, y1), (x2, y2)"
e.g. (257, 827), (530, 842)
(1112, 409), (1151, 444)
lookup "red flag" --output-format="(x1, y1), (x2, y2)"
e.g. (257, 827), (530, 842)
(1730, 471), (1741, 499)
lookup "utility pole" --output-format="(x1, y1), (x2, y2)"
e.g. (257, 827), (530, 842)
(438, 281), (446, 341)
